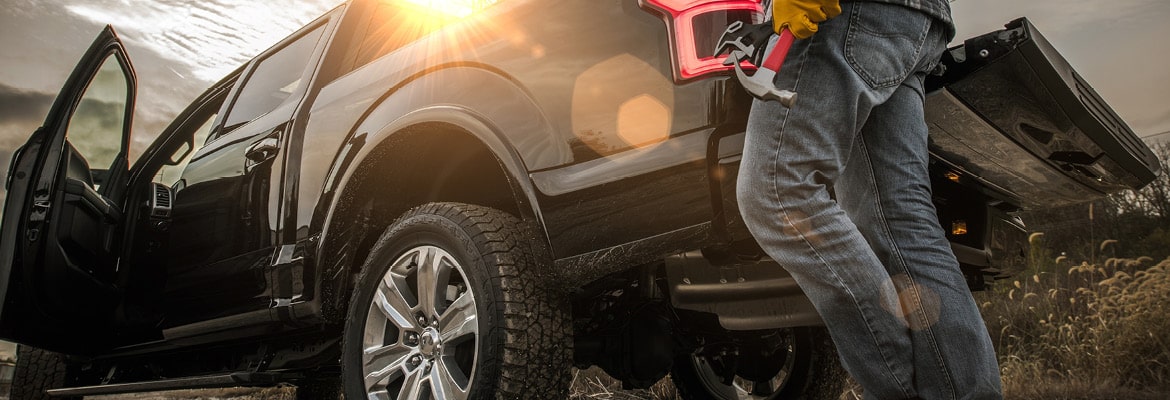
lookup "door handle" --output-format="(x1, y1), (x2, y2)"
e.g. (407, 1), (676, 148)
(245, 136), (281, 163)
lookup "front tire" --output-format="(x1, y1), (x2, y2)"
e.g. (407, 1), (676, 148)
(11, 346), (78, 400)
(342, 203), (571, 399)
(671, 327), (847, 400)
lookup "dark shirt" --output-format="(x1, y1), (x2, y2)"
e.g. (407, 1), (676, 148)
(846, 0), (954, 39)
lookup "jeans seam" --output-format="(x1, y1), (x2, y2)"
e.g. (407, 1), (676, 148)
(859, 135), (959, 399)
(773, 198), (916, 399)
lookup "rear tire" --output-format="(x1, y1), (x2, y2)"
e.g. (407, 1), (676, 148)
(341, 203), (571, 399)
(11, 346), (78, 400)
(671, 327), (847, 400)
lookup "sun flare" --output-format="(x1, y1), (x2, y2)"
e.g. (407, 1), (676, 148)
(399, 0), (499, 18)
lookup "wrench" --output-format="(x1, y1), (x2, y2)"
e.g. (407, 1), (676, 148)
(716, 21), (799, 108)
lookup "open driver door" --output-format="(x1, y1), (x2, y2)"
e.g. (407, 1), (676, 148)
(0, 26), (137, 353)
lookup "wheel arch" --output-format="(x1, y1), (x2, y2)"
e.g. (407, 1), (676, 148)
(313, 66), (560, 320)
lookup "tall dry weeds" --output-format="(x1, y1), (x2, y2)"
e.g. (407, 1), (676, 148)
(977, 242), (1170, 398)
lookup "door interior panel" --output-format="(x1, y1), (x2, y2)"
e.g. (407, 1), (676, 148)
(38, 144), (121, 316)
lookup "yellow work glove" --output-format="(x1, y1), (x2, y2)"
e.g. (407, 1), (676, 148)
(772, 0), (842, 39)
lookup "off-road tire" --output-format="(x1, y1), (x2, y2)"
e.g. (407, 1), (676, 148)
(11, 346), (78, 400)
(672, 327), (848, 400)
(341, 202), (571, 399)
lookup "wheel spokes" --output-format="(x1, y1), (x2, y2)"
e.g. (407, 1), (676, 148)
(366, 390), (391, 400)
(365, 245), (479, 400)
(374, 278), (418, 330)
(415, 248), (452, 320)
(438, 290), (477, 343)
(431, 360), (470, 400)
(363, 345), (413, 391)
(364, 342), (412, 373)
(396, 367), (426, 400)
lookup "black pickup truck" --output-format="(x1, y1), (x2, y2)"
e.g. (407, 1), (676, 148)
(1, 0), (1160, 399)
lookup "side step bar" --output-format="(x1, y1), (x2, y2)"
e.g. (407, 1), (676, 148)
(664, 251), (823, 330)
(47, 371), (301, 397)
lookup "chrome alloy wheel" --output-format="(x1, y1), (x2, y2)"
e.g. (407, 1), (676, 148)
(362, 245), (478, 400)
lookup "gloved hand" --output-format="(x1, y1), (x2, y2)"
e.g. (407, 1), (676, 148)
(772, 0), (842, 39)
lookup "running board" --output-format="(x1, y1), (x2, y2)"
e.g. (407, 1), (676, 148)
(46, 371), (301, 397)
(664, 251), (824, 330)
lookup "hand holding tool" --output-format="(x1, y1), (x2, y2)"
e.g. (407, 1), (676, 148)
(773, 0), (842, 39)
(716, 21), (799, 107)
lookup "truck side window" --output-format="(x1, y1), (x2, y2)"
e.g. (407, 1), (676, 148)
(68, 55), (130, 171)
(220, 25), (326, 129)
(352, 3), (454, 69)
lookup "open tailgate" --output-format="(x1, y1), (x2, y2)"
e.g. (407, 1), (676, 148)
(925, 18), (1160, 209)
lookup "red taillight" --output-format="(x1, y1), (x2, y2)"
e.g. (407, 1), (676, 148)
(639, 0), (764, 82)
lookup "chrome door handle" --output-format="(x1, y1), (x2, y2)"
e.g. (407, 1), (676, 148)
(245, 136), (281, 163)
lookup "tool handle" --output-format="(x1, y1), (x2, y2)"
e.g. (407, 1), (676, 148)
(762, 28), (795, 71)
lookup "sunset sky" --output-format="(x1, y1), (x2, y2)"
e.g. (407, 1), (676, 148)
(0, 0), (1167, 175)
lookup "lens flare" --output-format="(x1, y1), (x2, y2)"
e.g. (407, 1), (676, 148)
(361, 0), (511, 74)
(400, 0), (498, 18)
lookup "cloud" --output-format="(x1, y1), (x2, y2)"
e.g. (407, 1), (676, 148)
(63, 0), (337, 82)
(0, 83), (54, 127)
(0, 80), (158, 166)
(0, 83), (53, 184)
(952, 0), (1170, 144)
(0, 84), (54, 158)
(0, 82), (126, 167)
(68, 97), (127, 166)
(14, 0), (340, 161)
(952, 0), (1161, 40)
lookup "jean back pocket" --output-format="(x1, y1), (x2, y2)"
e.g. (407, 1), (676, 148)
(844, 2), (932, 89)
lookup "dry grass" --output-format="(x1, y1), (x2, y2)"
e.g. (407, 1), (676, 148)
(568, 367), (677, 400)
(977, 250), (1170, 399)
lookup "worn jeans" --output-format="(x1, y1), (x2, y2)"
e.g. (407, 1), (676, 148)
(736, 2), (1002, 399)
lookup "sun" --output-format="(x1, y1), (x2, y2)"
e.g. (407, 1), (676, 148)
(398, 0), (499, 18)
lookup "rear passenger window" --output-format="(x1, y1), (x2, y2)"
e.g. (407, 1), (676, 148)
(221, 25), (326, 129)
(352, 3), (457, 69)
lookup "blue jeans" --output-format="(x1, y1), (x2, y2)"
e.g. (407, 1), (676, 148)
(736, 3), (1002, 399)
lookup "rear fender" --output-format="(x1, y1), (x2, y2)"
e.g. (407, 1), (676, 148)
(324, 66), (561, 230)
(315, 67), (562, 300)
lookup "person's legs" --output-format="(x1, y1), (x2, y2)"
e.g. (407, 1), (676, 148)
(837, 75), (1003, 399)
(737, 2), (1001, 399)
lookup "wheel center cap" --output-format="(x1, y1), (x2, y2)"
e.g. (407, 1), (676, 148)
(419, 328), (441, 358)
